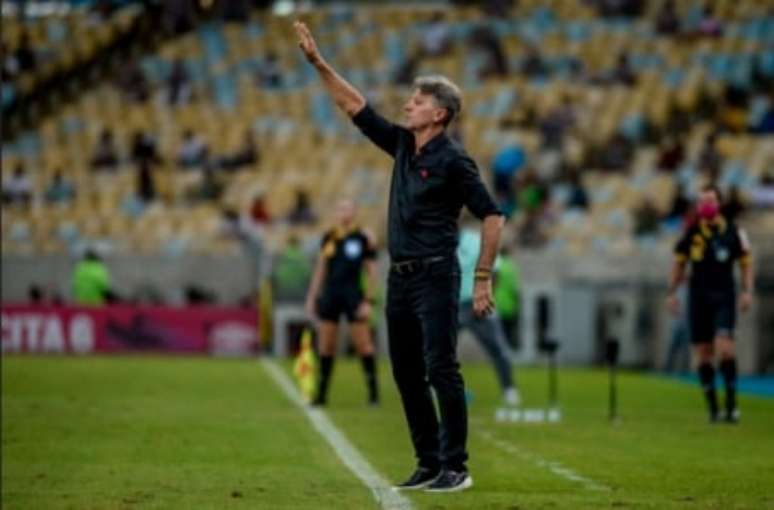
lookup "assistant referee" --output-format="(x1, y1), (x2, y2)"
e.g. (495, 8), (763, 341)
(295, 21), (504, 492)
(668, 184), (754, 423)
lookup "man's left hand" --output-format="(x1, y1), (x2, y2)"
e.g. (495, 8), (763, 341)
(473, 279), (495, 317)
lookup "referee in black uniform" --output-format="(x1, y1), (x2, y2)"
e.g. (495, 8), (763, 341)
(305, 199), (379, 406)
(296, 21), (504, 492)
(668, 185), (754, 423)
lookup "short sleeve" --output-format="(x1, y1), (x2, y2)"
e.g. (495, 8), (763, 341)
(351, 104), (403, 157)
(450, 154), (502, 220)
(733, 226), (752, 263)
(361, 231), (377, 259)
(673, 228), (691, 261)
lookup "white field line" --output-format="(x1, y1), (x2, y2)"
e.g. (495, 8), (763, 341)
(477, 427), (611, 492)
(261, 358), (413, 510)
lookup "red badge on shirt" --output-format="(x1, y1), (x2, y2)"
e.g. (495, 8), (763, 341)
(420, 169), (429, 179)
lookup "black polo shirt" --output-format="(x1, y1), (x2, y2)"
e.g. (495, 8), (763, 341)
(352, 104), (502, 261)
(674, 216), (751, 293)
(320, 227), (376, 295)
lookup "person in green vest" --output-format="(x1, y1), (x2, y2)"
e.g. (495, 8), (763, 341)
(494, 243), (520, 349)
(72, 249), (112, 306)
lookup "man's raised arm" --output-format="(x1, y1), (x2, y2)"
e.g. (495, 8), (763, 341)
(294, 21), (365, 117)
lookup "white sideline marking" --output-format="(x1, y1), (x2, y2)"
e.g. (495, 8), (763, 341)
(261, 359), (413, 510)
(478, 428), (610, 492)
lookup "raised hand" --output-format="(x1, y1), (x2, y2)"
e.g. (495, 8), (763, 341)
(294, 20), (322, 65)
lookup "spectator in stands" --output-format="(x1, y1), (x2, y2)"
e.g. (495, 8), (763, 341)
(657, 134), (685, 172)
(256, 51), (283, 89)
(592, 0), (645, 18)
(540, 96), (576, 149)
(117, 60), (150, 103)
(698, 3), (723, 38)
(2, 163), (32, 207)
(665, 183), (691, 221)
(72, 249), (112, 306)
(491, 140), (526, 202)
(721, 186), (746, 222)
(191, 164), (224, 202)
(131, 131), (161, 164)
(698, 132), (722, 178)
(91, 128), (119, 170)
(177, 129), (207, 168)
(219, 128), (259, 170)
(655, 0), (681, 35)
(393, 50), (422, 86)
(421, 12), (452, 57)
(14, 31), (36, 73)
(566, 171), (589, 210)
(633, 198), (661, 237)
(44, 170), (76, 204)
(248, 194), (271, 225)
(720, 85), (750, 132)
(752, 92), (774, 134)
(167, 58), (191, 106)
(481, 0), (516, 17)
(611, 52), (637, 86)
(1, 42), (18, 81)
(599, 133), (634, 171)
(88, 0), (114, 25)
(162, 0), (197, 35)
(469, 25), (508, 79)
(750, 168), (774, 208)
(287, 189), (317, 225)
(521, 46), (548, 78)
(136, 159), (156, 203)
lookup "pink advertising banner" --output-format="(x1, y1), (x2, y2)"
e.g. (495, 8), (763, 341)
(1, 304), (260, 356)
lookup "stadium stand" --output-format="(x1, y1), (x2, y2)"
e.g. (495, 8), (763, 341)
(2, 0), (773, 262)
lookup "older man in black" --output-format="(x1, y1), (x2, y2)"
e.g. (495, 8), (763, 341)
(296, 21), (504, 492)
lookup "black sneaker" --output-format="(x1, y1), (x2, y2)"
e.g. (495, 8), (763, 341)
(393, 467), (440, 490)
(425, 470), (473, 493)
(310, 396), (326, 407)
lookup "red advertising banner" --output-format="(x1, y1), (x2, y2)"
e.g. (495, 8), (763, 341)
(1, 305), (260, 356)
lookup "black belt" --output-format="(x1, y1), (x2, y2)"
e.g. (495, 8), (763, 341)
(391, 255), (447, 275)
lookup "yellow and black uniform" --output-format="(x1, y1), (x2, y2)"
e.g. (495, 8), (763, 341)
(674, 216), (751, 344)
(316, 226), (377, 323)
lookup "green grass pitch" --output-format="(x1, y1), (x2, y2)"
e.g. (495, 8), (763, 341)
(3, 356), (773, 509)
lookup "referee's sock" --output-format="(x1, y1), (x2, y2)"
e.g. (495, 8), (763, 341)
(360, 354), (379, 404)
(698, 363), (719, 419)
(316, 355), (335, 404)
(719, 358), (738, 415)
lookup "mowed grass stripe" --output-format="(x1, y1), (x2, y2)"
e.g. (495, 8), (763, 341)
(307, 359), (774, 510)
(1, 357), (377, 510)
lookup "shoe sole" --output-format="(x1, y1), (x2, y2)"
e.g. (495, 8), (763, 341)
(424, 476), (474, 493)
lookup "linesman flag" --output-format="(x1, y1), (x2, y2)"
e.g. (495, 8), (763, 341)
(294, 328), (317, 403)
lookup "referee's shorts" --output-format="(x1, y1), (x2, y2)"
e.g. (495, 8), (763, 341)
(688, 290), (736, 344)
(317, 290), (365, 323)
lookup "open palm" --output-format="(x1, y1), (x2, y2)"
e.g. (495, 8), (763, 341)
(294, 21), (320, 64)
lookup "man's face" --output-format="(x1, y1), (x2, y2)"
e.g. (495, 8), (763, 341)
(402, 90), (446, 131)
(335, 200), (355, 226)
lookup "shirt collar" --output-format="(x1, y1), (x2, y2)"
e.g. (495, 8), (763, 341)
(414, 131), (449, 156)
(699, 215), (727, 237)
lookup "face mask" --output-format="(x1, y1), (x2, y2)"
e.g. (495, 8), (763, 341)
(697, 202), (719, 219)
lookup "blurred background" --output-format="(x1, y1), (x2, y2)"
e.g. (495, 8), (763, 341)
(1, 0), (772, 373)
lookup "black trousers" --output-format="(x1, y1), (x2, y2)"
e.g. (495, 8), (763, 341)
(386, 256), (467, 472)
